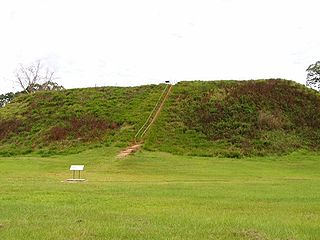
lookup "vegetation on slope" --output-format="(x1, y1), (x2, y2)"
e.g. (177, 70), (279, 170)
(0, 85), (165, 155)
(145, 79), (320, 157)
(1, 79), (320, 157)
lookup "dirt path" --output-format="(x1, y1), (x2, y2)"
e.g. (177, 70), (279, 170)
(117, 144), (141, 158)
(118, 84), (172, 158)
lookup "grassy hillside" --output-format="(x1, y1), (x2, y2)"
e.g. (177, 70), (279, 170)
(1, 79), (320, 157)
(145, 79), (320, 157)
(0, 85), (165, 155)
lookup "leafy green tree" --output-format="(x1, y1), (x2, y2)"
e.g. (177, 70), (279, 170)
(0, 92), (15, 108)
(25, 80), (64, 93)
(306, 61), (320, 90)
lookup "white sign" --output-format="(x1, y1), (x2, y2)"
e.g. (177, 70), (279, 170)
(70, 165), (84, 171)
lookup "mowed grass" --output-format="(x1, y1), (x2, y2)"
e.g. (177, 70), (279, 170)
(0, 148), (320, 240)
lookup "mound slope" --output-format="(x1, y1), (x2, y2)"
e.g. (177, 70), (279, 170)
(1, 79), (319, 157)
(0, 85), (165, 155)
(145, 79), (320, 157)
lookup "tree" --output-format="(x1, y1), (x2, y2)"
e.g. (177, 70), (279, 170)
(0, 92), (15, 108)
(15, 60), (64, 94)
(306, 61), (320, 90)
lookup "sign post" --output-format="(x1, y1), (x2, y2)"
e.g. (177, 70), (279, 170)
(67, 165), (85, 182)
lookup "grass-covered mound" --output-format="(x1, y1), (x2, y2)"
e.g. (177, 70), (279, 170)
(145, 79), (320, 157)
(1, 79), (320, 157)
(0, 85), (165, 155)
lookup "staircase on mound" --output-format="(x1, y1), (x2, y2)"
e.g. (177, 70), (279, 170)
(118, 84), (173, 158)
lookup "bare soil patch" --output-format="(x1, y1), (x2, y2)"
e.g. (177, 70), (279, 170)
(117, 144), (141, 158)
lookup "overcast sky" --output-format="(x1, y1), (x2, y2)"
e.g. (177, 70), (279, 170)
(1, 0), (320, 94)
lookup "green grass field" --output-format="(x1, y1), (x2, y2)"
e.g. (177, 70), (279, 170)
(1, 148), (319, 240)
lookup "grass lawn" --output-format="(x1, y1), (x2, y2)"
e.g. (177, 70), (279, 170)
(0, 148), (320, 239)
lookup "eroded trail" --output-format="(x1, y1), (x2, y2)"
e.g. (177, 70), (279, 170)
(117, 143), (141, 158)
(118, 84), (172, 157)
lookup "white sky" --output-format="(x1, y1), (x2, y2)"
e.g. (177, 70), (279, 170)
(0, 0), (320, 94)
